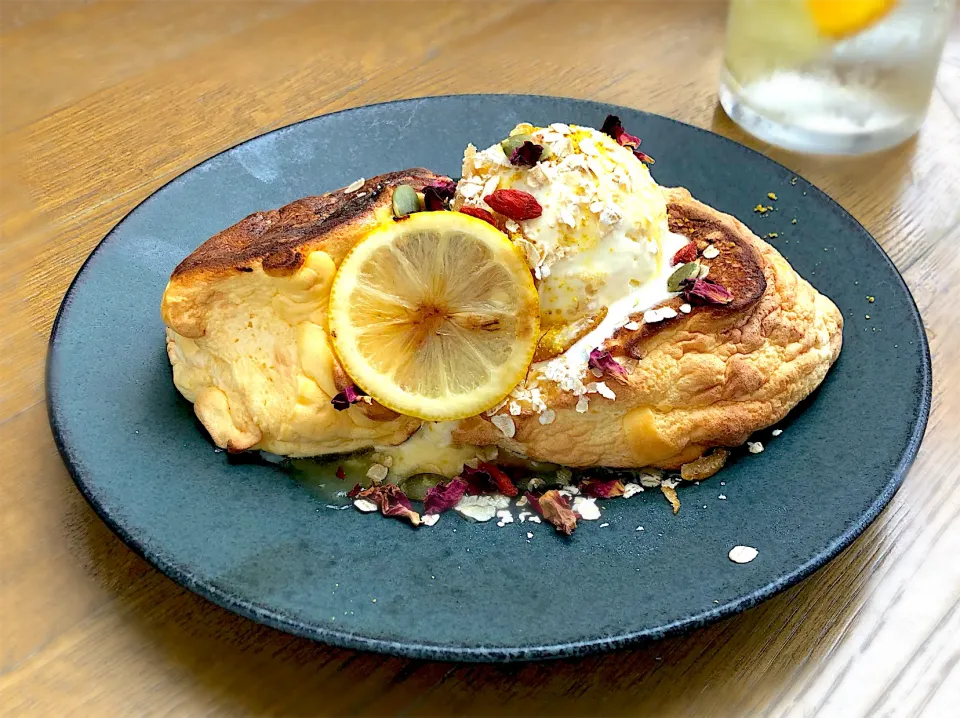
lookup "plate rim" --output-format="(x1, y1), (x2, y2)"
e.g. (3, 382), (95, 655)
(45, 93), (933, 662)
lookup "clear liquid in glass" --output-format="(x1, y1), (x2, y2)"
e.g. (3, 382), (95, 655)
(720, 0), (957, 154)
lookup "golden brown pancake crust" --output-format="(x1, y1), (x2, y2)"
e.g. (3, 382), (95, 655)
(454, 187), (843, 468)
(171, 168), (443, 280)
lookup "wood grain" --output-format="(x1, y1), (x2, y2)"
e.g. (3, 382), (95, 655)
(1, 1), (958, 715)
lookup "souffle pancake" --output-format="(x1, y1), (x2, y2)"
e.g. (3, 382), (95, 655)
(162, 118), (842, 478)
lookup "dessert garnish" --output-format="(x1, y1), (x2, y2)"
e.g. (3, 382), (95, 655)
(684, 278), (734, 305)
(529, 489), (578, 536)
(328, 211), (539, 421)
(484, 188), (543, 221)
(680, 449), (731, 481)
(423, 477), (468, 515)
(667, 261), (701, 292)
(354, 483), (421, 526)
(331, 384), (367, 411)
(671, 241), (698, 266)
(458, 206), (498, 226)
(391, 184), (420, 217)
(587, 348), (627, 379)
(581, 478), (626, 498)
(600, 114), (655, 163)
(461, 462), (518, 497)
(422, 178), (457, 211)
(508, 140), (544, 167)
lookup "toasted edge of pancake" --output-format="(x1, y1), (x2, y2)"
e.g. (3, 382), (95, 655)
(163, 168), (445, 340)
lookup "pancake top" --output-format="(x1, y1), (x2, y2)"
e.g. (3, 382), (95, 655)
(171, 168), (445, 281)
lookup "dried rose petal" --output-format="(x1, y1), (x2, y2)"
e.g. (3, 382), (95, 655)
(671, 242), (698, 266)
(581, 478), (626, 498)
(422, 178), (457, 211)
(423, 188), (447, 211)
(484, 189), (543, 221)
(357, 484), (421, 526)
(633, 150), (655, 164)
(461, 465), (490, 495)
(347, 482), (363, 498)
(427, 178), (457, 198)
(458, 207), (498, 227)
(684, 278), (733, 306)
(336, 466), (346, 480)
(600, 115), (654, 163)
(423, 477), (468, 515)
(539, 490), (578, 535)
(600, 114), (641, 148)
(510, 141), (544, 167)
(525, 491), (543, 515)
(588, 348), (627, 379)
(331, 384), (367, 411)
(461, 463), (518, 497)
(600, 115), (621, 136)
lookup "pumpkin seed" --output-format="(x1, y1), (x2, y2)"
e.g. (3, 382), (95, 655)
(398, 473), (446, 501)
(391, 184), (420, 218)
(667, 261), (700, 293)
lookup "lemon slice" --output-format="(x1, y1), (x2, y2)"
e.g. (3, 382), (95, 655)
(329, 211), (539, 421)
(807, 0), (897, 39)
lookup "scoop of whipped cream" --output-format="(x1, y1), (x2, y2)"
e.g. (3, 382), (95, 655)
(454, 122), (669, 328)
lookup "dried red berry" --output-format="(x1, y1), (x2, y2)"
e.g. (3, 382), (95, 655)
(581, 478), (625, 498)
(459, 207), (498, 227)
(484, 189), (543, 221)
(671, 242), (698, 266)
(481, 462), (518, 497)
(423, 477), (468, 515)
(357, 484), (421, 526)
(331, 384), (366, 411)
(538, 489), (578, 536)
(588, 348), (627, 378)
(510, 141), (544, 167)
(336, 466), (346, 480)
(684, 278), (733, 305)
(461, 463), (518, 497)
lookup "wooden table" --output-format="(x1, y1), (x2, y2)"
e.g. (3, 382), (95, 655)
(2, 2), (959, 715)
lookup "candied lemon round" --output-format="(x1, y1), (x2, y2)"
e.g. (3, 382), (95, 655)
(807, 0), (897, 39)
(329, 211), (539, 421)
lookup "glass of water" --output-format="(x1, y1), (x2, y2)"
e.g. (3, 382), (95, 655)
(719, 0), (957, 154)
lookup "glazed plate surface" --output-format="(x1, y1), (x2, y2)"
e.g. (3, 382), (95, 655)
(47, 95), (930, 661)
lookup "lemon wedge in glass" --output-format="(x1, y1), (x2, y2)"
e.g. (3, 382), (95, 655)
(726, 0), (899, 83)
(329, 211), (539, 421)
(807, 0), (898, 39)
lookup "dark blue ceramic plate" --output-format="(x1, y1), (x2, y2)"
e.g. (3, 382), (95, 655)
(47, 95), (931, 662)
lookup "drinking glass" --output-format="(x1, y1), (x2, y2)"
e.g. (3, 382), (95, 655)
(720, 0), (957, 154)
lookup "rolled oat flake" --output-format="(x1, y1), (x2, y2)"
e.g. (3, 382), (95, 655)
(728, 545), (759, 564)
